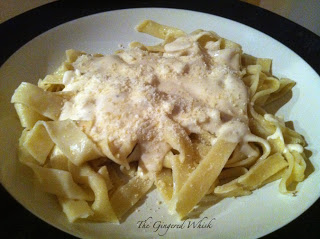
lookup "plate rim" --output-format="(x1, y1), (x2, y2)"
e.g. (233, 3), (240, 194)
(1, 4), (320, 239)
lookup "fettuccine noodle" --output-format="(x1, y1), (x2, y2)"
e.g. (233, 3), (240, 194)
(12, 20), (308, 222)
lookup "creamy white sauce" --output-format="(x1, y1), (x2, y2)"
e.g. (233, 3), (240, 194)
(240, 143), (259, 157)
(59, 31), (252, 172)
(285, 144), (304, 153)
(62, 70), (74, 85)
(264, 113), (303, 154)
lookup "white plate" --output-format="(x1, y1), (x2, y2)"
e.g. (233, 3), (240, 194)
(0, 8), (319, 239)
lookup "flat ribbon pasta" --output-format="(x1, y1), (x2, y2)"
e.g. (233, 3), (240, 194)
(11, 20), (309, 223)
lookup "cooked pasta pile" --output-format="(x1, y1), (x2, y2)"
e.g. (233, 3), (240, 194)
(11, 20), (307, 223)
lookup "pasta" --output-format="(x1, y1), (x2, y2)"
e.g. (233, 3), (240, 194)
(11, 20), (308, 222)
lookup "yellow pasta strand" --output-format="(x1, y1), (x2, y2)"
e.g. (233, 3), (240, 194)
(136, 20), (185, 40)
(14, 103), (49, 129)
(171, 139), (237, 219)
(11, 82), (63, 120)
(58, 197), (94, 223)
(155, 168), (174, 204)
(43, 120), (103, 165)
(238, 153), (288, 190)
(110, 174), (153, 219)
(23, 121), (54, 165)
(27, 163), (94, 200)
(49, 146), (69, 171)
